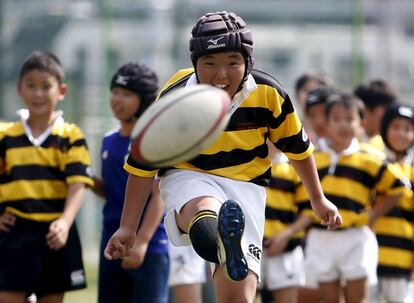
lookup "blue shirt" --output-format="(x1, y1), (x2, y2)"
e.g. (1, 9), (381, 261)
(101, 129), (168, 253)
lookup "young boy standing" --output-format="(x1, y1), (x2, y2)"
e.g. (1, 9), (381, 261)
(297, 92), (407, 303)
(92, 62), (170, 303)
(105, 11), (341, 303)
(0, 50), (93, 303)
(370, 103), (414, 303)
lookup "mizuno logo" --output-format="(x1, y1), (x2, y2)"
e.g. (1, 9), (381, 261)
(115, 75), (129, 85)
(207, 36), (224, 45)
(248, 244), (261, 261)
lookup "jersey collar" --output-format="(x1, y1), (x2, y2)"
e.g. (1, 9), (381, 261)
(186, 73), (257, 116)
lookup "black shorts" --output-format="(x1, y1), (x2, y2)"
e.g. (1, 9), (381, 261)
(0, 218), (87, 297)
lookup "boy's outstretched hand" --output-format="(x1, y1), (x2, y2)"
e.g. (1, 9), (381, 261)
(312, 196), (342, 230)
(104, 227), (136, 260)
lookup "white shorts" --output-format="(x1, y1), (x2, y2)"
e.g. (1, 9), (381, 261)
(370, 277), (413, 303)
(260, 246), (305, 291)
(168, 243), (207, 287)
(305, 227), (378, 284)
(160, 169), (266, 279)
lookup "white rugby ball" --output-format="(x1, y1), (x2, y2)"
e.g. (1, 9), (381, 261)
(130, 84), (231, 168)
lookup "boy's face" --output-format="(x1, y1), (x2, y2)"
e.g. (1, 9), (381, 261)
(17, 70), (66, 117)
(386, 117), (414, 153)
(307, 103), (327, 139)
(326, 104), (362, 151)
(196, 52), (245, 99)
(110, 86), (140, 122)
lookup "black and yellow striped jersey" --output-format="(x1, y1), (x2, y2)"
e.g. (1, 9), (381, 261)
(296, 139), (406, 229)
(124, 68), (313, 186)
(373, 158), (414, 278)
(0, 119), (93, 222)
(264, 160), (304, 251)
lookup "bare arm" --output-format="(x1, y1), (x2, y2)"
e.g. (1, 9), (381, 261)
(265, 214), (313, 256)
(91, 175), (106, 199)
(290, 155), (342, 229)
(121, 179), (165, 269)
(47, 182), (86, 250)
(104, 174), (154, 260)
(135, 179), (164, 244)
(369, 194), (401, 226)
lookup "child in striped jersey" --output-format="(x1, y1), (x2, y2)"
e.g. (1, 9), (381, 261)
(259, 142), (312, 303)
(104, 11), (341, 303)
(0, 50), (93, 303)
(297, 92), (407, 303)
(369, 103), (414, 303)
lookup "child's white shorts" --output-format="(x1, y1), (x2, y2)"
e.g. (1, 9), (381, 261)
(259, 245), (305, 291)
(168, 243), (207, 287)
(160, 169), (266, 279)
(305, 226), (378, 284)
(369, 277), (413, 303)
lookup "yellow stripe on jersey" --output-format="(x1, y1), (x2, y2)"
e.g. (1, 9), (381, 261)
(5, 207), (61, 222)
(0, 120), (93, 221)
(374, 216), (414, 237)
(0, 180), (67, 201)
(124, 68), (313, 186)
(378, 246), (413, 269)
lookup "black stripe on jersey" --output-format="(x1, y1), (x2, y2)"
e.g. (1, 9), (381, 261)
(325, 194), (365, 212)
(65, 162), (90, 177)
(274, 129), (309, 155)
(226, 107), (272, 131)
(188, 143), (268, 172)
(159, 73), (193, 98)
(2, 165), (66, 182)
(296, 200), (312, 212)
(71, 138), (88, 148)
(268, 177), (296, 192)
(1, 198), (65, 213)
(385, 207), (414, 221)
(318, 167), (329, 179)
(269, 98), (295, 129)
(377, 265), (411, 278)
(1, 134), (29, 148)
(226, 101), (294, 132)
(125, 154), (158, 171)
(249, 168), (271, 186)
(41, 135), (69, 149)
(265, 207), (298, 223)
(373, 164), (386, 187)
(251, 69), (288, 99)
(390, 178), (405, 189)
(2, 134), (86, 152)
(376, 234), (414, 251)
(333, 165), (376, 188)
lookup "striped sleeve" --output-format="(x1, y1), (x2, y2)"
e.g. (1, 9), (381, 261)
(267, 89), (314, 160)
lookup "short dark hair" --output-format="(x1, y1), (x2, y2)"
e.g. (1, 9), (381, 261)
(19, 50), (65, 84)
(325, 91), (365, 120)
(294, 71), (333, 95)
(353, 79), (397, 110)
